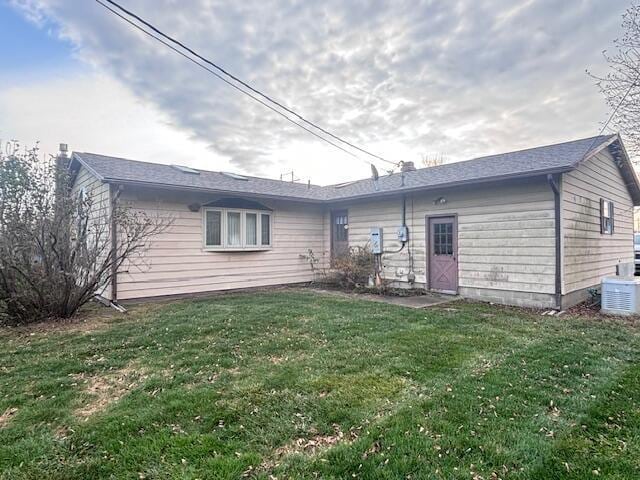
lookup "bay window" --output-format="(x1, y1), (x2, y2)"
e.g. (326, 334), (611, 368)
(203, 208), (271, 250)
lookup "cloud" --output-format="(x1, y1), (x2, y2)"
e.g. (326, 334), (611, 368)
(6, 0), (631, 183)
(0, 72), (224, 169)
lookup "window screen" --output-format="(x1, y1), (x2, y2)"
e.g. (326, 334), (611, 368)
(261, 214), (271, 245)
(601, 199), (614, 235)
(246, 213), (257, 245)
(335, 214), (348, 242)
(205, 210), (222, 246)
(227, 211), (241, 246)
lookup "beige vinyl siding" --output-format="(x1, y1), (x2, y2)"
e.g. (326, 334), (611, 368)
(115, 187), (327, 300)
(562, 149), (634, 294)
(336, 176), (556, 306)
(71, 165), (111, 220)
(71, 165), (112, 298)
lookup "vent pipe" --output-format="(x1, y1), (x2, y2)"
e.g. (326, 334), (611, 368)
(58, 143), (68, 157)
(400, 161), (416, 172)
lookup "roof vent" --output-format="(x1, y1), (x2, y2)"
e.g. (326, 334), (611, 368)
(170, 164), (200, 174)
(334, 180), (358, 189)
(220, 171), (249, 181)
(400, 161), (416, 172)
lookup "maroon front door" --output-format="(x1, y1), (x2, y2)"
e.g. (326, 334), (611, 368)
(428, 216), (458, 293)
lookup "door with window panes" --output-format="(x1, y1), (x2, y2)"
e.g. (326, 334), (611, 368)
(330, 210), (349, 264)
(428, 216), (458, 293)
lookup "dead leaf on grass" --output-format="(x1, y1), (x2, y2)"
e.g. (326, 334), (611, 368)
(362, 440), (382, 459)
(0, 407), (18, 428)
(548, 400), (561, 419)
(269, 355), (286, 365)
(53, 425), (74, 440)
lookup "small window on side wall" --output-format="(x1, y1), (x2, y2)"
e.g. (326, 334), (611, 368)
(600, 198), (614, 235)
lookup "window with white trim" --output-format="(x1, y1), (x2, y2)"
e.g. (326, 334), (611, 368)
(204, 208), (271, 249)
(600, 198), (614, 235)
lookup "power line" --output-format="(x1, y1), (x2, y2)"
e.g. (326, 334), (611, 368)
(94, 0), (377, 168)
(102, 0), (396, 166)
(97, 0), (398, 167)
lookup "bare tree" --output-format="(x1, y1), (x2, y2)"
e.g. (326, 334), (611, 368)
(591, 4), (640, 159)
(0, 144), (167, 324)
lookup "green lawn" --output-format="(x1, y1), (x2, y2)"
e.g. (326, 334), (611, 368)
(1, 291), (639, 479)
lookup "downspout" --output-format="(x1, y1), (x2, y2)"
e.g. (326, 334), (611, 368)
(547, 174), (562, 310)
(110, 184), (123, 302)
(382, 194), (408, 254)
(375, 194), (408, 286)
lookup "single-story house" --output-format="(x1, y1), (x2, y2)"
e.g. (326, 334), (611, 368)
(68, 134), (640, 309)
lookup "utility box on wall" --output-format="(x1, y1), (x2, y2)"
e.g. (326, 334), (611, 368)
(370, 227), (383, 254)
(397, 225), (409, 242)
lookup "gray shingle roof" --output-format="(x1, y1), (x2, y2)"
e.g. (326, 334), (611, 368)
(72, 134), (639, 203)
(325, 134), (617, 200)
(73, 152), (328, 201)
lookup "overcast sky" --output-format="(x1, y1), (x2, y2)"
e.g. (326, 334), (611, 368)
(0, 0), (631, 184)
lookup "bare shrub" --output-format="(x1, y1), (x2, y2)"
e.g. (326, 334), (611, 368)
(331, 245), (375, 289)
(0, 144), (167, 324)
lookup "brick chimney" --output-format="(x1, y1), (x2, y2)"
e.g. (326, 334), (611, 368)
(55, 143), (71, 194)
(400, 161), (416, 172)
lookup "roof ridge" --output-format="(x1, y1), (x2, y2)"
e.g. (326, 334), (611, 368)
(73, 134), (629, 203)
(323, 134), (616, 188)
(74, 152), (324, 188)
(445, 134), (615, 168)
(411, 134), (613, 174)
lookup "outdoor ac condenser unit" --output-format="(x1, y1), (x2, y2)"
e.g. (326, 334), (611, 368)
(601, 277), (640, 315)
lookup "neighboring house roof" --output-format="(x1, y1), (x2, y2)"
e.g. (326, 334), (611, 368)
(71, 134), (640, 204)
